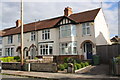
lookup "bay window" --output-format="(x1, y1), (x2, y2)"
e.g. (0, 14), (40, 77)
(40, 44), (53, 55)
(60, 25), (76, 38)
(5, 47), (14, 56)
(60, 42), (77, 55)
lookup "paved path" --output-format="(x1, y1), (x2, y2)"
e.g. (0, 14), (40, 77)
(1, 70), (119, 80)
(77, 64), (109, 75)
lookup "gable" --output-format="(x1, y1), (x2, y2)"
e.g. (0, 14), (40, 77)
(55, 16), (76, 27)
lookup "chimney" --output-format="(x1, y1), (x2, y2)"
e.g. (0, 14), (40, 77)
(64, 7), (72, 16)
(16, 20), (21, 27)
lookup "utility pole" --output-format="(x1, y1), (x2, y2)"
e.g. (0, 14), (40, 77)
(21, 0), (24, 66)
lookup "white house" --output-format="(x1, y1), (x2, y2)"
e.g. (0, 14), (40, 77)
(1, 7), (111, 60)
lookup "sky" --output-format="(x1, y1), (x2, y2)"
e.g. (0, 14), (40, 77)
(0, 0), (119, 38)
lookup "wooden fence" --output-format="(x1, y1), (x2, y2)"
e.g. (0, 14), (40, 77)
(96, 44), (120, 64)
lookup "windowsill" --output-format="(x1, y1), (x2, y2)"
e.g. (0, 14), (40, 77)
(60, 36), (77, 39)
(82, 34), (91, 37)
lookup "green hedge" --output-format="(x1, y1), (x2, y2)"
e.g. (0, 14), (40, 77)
(0, 56), (20, 62)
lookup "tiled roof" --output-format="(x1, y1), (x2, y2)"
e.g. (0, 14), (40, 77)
(69, 8), (100, 23)
(2, 8), (100, 36)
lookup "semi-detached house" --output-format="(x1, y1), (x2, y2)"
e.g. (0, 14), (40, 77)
(1, 7), (111, 60)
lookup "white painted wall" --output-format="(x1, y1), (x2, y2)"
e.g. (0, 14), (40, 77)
(94, 9), (111, 45)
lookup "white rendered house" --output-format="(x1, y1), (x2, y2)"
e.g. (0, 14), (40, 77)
(1, 7), (111, 60)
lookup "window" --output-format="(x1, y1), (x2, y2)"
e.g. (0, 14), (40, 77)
(42, 29), (50, 40)
(0, 49), (2, 56)
(5, 47), (14, 56)
(31, 32), (36, 41)
(40, 44), (53, 55)
(18, 34), (21, 42)
(8, 35), (13, 44)
(60, 42), (77, 55)
(82, 22), (90, 35)
(60, 25), (76, 38)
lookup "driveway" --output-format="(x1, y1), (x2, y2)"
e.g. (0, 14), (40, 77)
(77, 64), (109, 75)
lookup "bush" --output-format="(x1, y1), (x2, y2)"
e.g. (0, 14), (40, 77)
(63, 63), (68, 69)
(14, 56), (20, 62)
(81, 62), (85, 68)
(58, 64), (65, 71)
(75, 63), (82, 69)
(84, 62), (89, 66)
(74, 64), (77, 70)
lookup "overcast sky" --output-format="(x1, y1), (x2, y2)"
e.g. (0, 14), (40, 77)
(0, 0), (119, 38)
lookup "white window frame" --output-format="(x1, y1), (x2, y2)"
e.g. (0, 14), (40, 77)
(42, 29), (50, 40)
(8, 35), (13, 44)
(60, 24), (76, 38)
(31, 32), (36, 41)
(60, 42), (77, 55)
(82, 22), (90, 35)
(18, 34), (21, 42)
(5, 47), (14, 56)
(39, 43), (53, 55)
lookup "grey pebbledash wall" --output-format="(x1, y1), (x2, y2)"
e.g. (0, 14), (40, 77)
(2, 62), (58, 72)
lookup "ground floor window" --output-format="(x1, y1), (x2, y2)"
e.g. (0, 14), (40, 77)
(40, 44), (53, 55)
(0, 49), (2, 56)
(5, 47), (14, 56)
(60, 42), (77, 55)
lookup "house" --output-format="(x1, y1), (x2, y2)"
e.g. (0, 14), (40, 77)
(111, 36), (120, 44)
(1, 7), (111, 60)
(0, 31), (2, 56)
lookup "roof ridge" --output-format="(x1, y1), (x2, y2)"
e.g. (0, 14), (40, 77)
(70, 8), (101, 16)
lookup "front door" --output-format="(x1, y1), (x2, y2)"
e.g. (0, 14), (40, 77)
(83, 42), (93, 59)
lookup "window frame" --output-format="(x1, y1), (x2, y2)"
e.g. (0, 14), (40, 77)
(39, 43), (53, 55)
(31, 32), (36, 41)
(8, 35), (13, 44)
(42, 29), (50, 40)
(82, 22), (90, 35)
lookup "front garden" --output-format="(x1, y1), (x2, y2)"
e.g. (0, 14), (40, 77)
(58, 57), (90, 72)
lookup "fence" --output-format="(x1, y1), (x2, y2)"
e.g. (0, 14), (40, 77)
(96, 44), (120, 64)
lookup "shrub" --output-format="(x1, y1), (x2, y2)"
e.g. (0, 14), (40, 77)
(84, 62), (89, 66)
(14, 56), (20, 62)
(67, 57), (74, 63)
(63, 63), (68, 69)
(74, 64), (77, 70)
(64, 57), (68, 63)
(81, 62), (85, 68)
(58, 64), (65, 71)
(75, 63), (82, 69)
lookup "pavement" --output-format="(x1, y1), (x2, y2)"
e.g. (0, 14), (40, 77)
(1, 70), (120, 80)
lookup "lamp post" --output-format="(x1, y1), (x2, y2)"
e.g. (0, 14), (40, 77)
(20, 0), (24, 67)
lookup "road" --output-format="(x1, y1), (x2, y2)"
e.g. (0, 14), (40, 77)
(0, 74), (47, 80)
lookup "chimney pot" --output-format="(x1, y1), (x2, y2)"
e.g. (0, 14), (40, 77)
(64, 7), (72, 16)
(16, 20), (21, 27)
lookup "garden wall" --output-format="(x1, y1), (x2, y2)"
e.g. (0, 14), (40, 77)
(2, 62), (57, 72)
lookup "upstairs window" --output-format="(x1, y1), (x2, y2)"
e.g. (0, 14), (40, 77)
(18, 34), (21, 42)
(31, 32), (36, 41)
(60, 25), (76, 38)
(82, 22), (90, 35)
(8, 35), (13, 44)
(42, 29), (50, 40)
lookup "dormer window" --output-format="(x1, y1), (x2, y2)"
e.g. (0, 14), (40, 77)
(82, 22), (90, 35)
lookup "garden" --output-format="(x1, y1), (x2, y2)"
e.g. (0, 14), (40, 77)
(58, 57), (90, 72)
